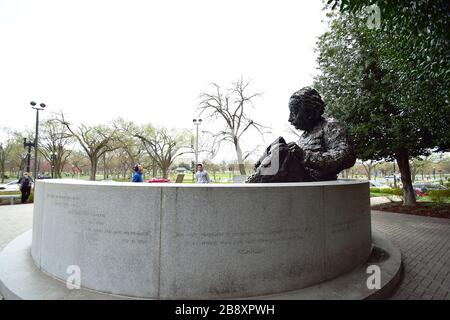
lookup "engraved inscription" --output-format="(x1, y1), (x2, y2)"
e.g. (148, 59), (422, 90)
(46, 193), (151, 245)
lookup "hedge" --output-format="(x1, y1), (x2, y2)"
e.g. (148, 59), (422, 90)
(370, 187), (403, 196)
(428, 190), (450, 202)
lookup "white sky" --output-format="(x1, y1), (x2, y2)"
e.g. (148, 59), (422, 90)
(0, 0), (327, 161)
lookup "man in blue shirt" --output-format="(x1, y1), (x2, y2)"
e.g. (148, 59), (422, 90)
(132, 165), (143, 182)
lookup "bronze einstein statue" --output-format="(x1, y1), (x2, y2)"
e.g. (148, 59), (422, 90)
(246, 87), (356, 183)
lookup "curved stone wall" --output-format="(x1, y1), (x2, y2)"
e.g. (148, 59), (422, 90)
(31, 179), (371, 299)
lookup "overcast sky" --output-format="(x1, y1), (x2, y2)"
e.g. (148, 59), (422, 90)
(0, 0), (327, 161)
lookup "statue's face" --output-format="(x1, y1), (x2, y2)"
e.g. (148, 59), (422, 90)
(288, 98), (309, 131)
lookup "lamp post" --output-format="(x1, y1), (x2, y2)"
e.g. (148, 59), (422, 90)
(30, 101), (46, 180)
(192, 118), (202, 166)
(393, 160), (397, 188)
(23, 138), (34, 173)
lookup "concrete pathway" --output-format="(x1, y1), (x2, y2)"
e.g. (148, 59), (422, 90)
(370, 196), (400, 206)
(0, 204), (33, 251)
(0, 203), (449, 300)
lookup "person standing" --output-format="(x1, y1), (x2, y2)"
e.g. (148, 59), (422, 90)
(132, 165), (144, 182)
(18, 172), (33, 203)
(195, 164), (211, 184)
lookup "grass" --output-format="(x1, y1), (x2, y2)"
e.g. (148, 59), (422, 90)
(65, 171), (237, 184)
(0, 190), (21, 205)
(370, 192), (393, 197)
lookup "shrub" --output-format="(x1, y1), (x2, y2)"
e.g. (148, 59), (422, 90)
(380, 188), (392, 194)
(391, 188), (403, 196)
(370, 187), (381, 193)
(428, 190), (450, 203)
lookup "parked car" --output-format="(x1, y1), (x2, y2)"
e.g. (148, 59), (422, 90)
(0, 179), (34, 192)
(369, 180), (387, 188)
(0, 180), (20, 192)
(413, 182), (448, 194)
(37, 175), (52, 179)
(414, 188), (426, 197)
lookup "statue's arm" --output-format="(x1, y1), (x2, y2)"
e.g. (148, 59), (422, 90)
(303, 124), (355, 173)
(254, 136), (287, 169)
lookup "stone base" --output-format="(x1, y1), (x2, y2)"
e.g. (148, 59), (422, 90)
(0, 230), (402, 300)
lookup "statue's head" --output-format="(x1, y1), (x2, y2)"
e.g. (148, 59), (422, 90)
(288, 87), (325, 131)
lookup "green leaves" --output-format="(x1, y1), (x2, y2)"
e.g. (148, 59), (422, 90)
(315, 1), (450, 162)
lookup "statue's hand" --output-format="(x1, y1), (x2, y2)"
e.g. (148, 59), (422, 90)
(287, 142), (304, 161)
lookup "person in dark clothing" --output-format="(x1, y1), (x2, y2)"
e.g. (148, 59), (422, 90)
(132, 165), (143, 182)
(18, 172), (33, 203)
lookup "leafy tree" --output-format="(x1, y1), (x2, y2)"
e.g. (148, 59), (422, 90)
(326, 0), (450, 149)
(314, 4), (449, 205)
(0, 129), (30, 180)
(0, 140), (13, 183)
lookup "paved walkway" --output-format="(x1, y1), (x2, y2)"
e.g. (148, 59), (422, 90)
(0, 203), (449, 300)
(372, 211), (450, 300)
(0, 204), (33, 251)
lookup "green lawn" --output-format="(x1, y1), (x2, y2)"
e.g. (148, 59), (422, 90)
(370, 192), (394, 198)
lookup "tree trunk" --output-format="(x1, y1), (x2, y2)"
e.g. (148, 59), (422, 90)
(89, 157), (98, 181)
(162, 167), (168, 179)
(234, 140), (246, 175)
(395, 149), (416, 206)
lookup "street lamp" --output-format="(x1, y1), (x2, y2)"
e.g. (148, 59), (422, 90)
(192, 118), (202, 167)
(30, 101), (46, 180)
(393, 160), (397, 188)
(23, 138), (34, 173)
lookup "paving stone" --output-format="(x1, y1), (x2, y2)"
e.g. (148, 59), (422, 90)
(372, 211), (450, 300)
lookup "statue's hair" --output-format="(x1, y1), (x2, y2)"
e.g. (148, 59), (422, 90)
(289, 87), (325, 120)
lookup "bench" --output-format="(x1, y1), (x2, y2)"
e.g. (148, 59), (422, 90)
(0, 194), (21, 205)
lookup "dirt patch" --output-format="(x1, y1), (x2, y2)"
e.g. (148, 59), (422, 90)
(372, 201), (450, 219)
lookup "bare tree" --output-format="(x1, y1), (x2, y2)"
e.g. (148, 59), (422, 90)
(113, 118), (144, 168)
(58, 113), (120, 181)
(360, 159), (377, 181)
(39, 118), (73, 178)
(134, 125), (191, 179)
(198, 77), (268, 175)
(409, 157), (430, 182)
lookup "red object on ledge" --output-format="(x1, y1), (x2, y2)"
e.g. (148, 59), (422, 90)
(147, 178), (170, 183)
